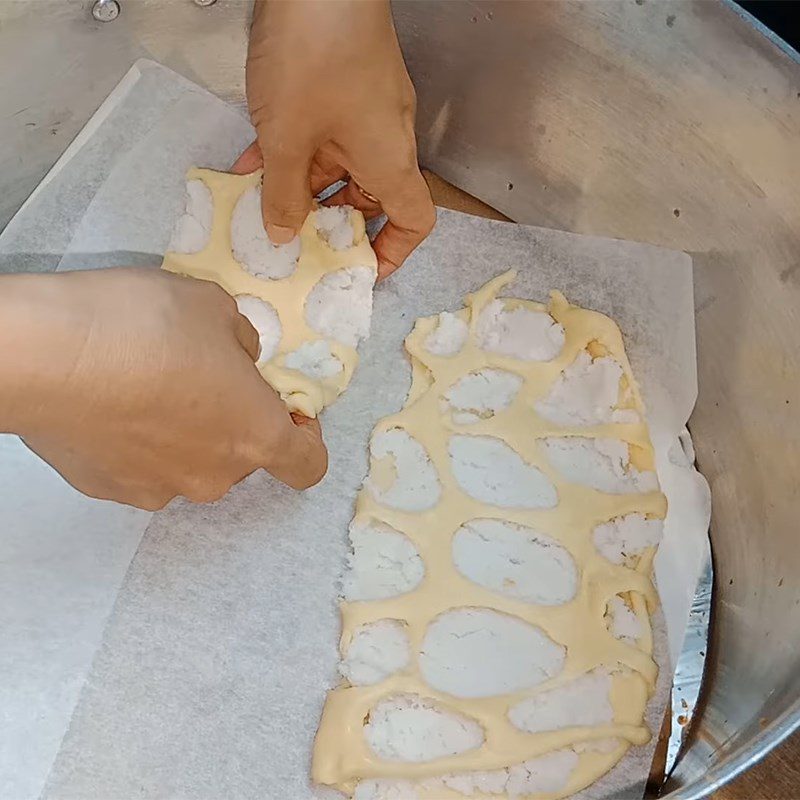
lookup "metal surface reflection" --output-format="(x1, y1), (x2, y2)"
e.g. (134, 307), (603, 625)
(1, 0), (799, 796)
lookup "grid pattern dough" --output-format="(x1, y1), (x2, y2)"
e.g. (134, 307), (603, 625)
(162, 168), (378, 417)
(313, 271), (667, 799)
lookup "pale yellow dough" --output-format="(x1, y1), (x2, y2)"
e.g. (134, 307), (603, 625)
(313, 271), (667, 799)
(162, 168), (378, 417)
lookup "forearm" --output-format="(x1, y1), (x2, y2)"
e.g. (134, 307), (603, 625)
(252, 0), (391, 32)
(0, 273), (75, 435)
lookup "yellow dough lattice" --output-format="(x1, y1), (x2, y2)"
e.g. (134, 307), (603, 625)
(162, 168), (378, 417)
(313, 271), (667, 799)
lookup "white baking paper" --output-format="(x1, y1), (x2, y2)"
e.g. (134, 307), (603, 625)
(0, 60), (710, 800)
(0, 437), (149, 800)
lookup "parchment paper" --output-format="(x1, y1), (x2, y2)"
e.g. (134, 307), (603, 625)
(0, 61), (710, 800)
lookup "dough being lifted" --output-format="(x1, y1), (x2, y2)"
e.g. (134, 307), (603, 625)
(163, 168), (378, 417)
(313, 271), (666, 800)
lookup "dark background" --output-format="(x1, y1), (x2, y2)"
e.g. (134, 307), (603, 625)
(737, 0), (800, 50)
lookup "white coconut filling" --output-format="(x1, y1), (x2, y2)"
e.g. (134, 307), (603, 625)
(536, 350), (640, 426)
(592, 513), (663, 565)
(284, 340), (343, 380)
(508, 668), (614, 734)
(424, 749), (579, 797)
(424, 312), (469, 357)
(342, 520), (424, 602)
(314, 204), (358, 250)
(366, 429), (442, 512)
(167, 179), (213, 255)
(353, 780), (419, 800)
(476, 300), (565, 361)
(305, 266), (376, 348)
(605, 595), (644, 644)
(542, 437), (659, 494)
(364, 694), (484, 763)
(449, 435), (558, 509)
(419, 608), (566, 698)
(340, 619), (410, 686)
(443, 369), (523, 425)
(452, 518), (578, 605)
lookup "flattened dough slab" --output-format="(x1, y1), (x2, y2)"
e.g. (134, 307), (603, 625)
(162, 168), (378, 417)
(313, 272), (667, 799)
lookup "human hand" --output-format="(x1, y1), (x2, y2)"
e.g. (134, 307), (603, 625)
(0, 269), (327, 510)
(235, 0), (435, 279)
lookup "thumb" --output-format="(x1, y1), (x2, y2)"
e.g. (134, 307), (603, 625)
(231, 140), (263, 175)
(266, 414), (328, 490)
(258, 130), (314, 245)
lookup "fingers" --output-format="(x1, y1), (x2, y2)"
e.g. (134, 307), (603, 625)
(310, 144), (348, 196)
(180, 477), (233, 506)
(232, 309), (261, 363)
(258, 132), (315, 244)
(224, 295), (327, 491)
(266, 414), (328, 490)
(322, 179), (383, 219)
(371, 169), (436, 279)
(233, 141), (347, 199)
(372, 212), (436, 280)
(231, 141), (264, 175)
(23, 439), (174, 511)
(326, 168), (436, 279)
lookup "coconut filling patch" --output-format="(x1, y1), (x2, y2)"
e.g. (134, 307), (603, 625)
(535, 349), (640, 427)
(443, 368), (523, 425)
(162, 169), (378, 417)
(314, 271), (666, 799)
(167, 179), (213, 254)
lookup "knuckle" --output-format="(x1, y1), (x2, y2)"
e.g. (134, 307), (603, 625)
(262, 128), (312, 166)
(288, 452), (328, 491)
(399, 75), (417, 116)
(308, 448), (329, 488)
(399, 97), (416, 119)
(141, 495), (171, 512)
(79, 480), (171, 512)
(205, 486), (229, 504)
(395, 150), (420, 179)
(273, 424), (328, 491)
(374, 140), (417, 180)
(419, 202), (437, 236)
(182, 478), (229, 505)
(129, 489), (172, 511)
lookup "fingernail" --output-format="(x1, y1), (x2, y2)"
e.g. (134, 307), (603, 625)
(266, 223), (296, 245)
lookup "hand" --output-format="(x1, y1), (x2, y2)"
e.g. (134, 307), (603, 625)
(235, 0), (435, 279)
(0, 269), (327, 510)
